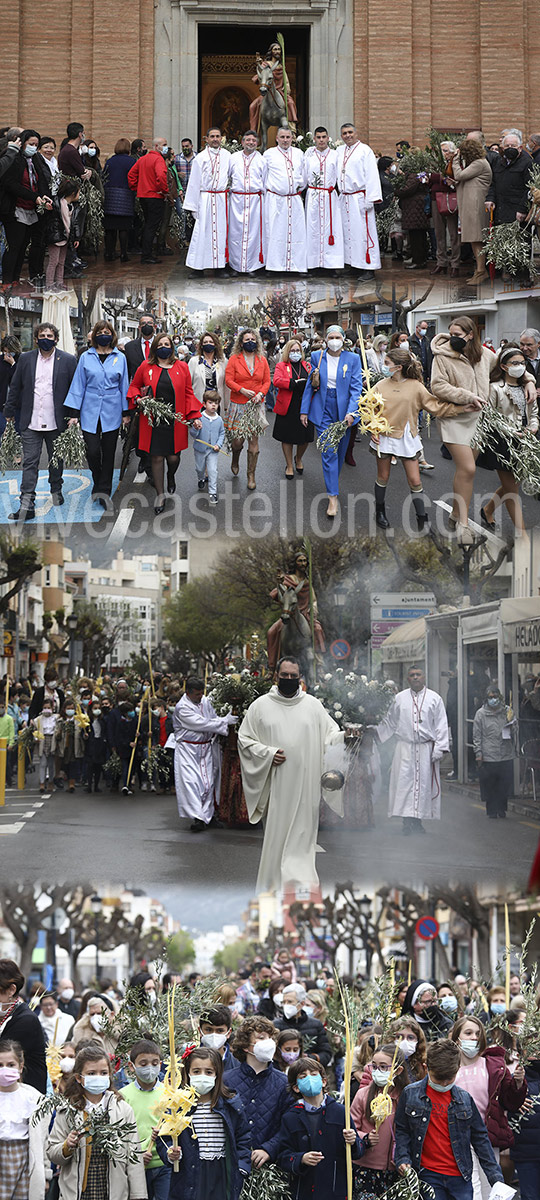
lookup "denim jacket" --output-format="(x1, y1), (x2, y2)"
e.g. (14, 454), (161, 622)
(394, 1078), (503, 1185)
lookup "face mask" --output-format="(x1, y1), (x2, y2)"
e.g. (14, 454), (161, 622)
(487, 698), (500, 708)
(128, 710), (135, 718)
(141, 324), (154, 338)
(491, 1002), (506, 1015)
(80, 145), (88, 154)
(398, 340), (409, 351)
(242, 340), (257, 353)
(440, 995), (458, 1013)
(507, 364), (525, 378)
(48, 681), (58, 689)
(60, 1058), (74, 1073)
(381, 366), (391, 377)
(297, 1073), (323, 1098)
(42, 711), (52, 719)
(277, 678), (299, 697)
(96, 334), (113, 347)
(303, 1005), (315, 1017)
(161, 145), (169, 156)
(190, 1074), (215, 1095)
(418, 329), (427, 337)
(283, 1003), (298, 1020)
(252, 1038), (277, 1063)
(450, 335), (467, 353)
(38, 337), (56, 353)
(289, 351), (302, 363)
(372, 1068), (392, 1087)
(459, 1039), (479, 1058)
(90, 1013), (104, 1032)
(66, 709), (75, 717)
(24, 145), (38, 157)
(135, 1063), (160, 1084)
(83, 1074), (109, 1095)
(0, 1066), (20, 1085)
(327, 338), (343, 352)
(81, 699), (90, 707)
(398, 1039), (417, 1058)
(61, 988), (74, 1001)
(157, 345), (173, 359)
(152, 708), (161, 717)
(428, 1076), (454, 1093)
(87, 147), (97, 157)
(273, 992), (283, 1008)
(503, 146), (519, 161)
(202, 344), (215, 353)
(201, 1032), (228, 1051)
(282, 1049), (300, 1064)
(93, 709), (101, 718)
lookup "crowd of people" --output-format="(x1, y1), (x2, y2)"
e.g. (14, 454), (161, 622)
(1, 121), (539, 285)
(0, 949), (538, 1200)
(1, 310), (539, 530)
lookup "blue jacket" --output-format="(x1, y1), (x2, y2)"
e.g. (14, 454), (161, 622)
(156, 1094), (251, 1200)
(277, 1095), (364, 1199)
(511, 1060), (540, 1162)
(300, 350), (362, 427)
(190, 411), (225, 453)
(223, 1061), (290, 1161)
(394, 1077), (504, 1185)
(64, 346), (129, 433)
(102, 153), (137, 216)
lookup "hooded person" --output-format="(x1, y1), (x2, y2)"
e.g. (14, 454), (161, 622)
(400, 980), (453, 1041)
(472, 686), (516, 819)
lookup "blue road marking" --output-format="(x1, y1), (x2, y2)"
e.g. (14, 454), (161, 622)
(0, 470), (120, 525)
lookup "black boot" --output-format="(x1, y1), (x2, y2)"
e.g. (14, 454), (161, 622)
(375, 482), (390, 529)
(412, 490), (428, 530)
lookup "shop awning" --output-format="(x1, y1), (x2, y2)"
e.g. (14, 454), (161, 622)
(379, 616), (426, 662)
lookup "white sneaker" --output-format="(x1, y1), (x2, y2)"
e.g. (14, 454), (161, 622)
(141, 782), (148, 791)
(133, 470), (147, 484)
(209, 494), (218, 506)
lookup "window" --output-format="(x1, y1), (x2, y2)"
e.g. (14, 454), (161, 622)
(44, 568), (51, 586)
(178, 541), (188, 560)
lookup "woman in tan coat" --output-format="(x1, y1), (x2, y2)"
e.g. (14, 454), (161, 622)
(452, 140), (492, 283)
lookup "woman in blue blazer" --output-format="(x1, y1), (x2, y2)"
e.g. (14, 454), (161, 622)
(300, 325), (361, 517)
(64, 319), (129, 503)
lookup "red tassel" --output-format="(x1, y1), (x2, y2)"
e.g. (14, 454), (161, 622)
(259, 251), (264, 262)
(328, 235), (335, 246)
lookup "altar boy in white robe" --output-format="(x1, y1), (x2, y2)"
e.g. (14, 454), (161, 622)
(263, 128), (306, 274)
(304, 126), (344, 270)
(172, 676), (237, 831)
(183, 127), (232, 271)
(336, 122), (382, 280)
(374, 665), (449, 835)
(238, 656), (344, 892)
(228, 131), (267, 273)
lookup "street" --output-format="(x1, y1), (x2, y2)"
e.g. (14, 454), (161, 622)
(2, 773), (536, 891)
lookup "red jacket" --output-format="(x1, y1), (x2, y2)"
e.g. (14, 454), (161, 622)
(481, 1045), (528, 1149)
(127, 150), (168, 198)
(127, 361), (201, 452)
(273, 359), (311, 416)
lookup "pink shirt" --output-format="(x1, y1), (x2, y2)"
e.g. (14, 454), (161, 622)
(29, 350), (56, 432)
(456, 1056), (489, 1121)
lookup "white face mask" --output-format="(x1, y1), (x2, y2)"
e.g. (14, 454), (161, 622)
(252, 1038), (276, 1063)
(283, 1003), (298, 1020)
(201, 1033), (228, 1051)
(83, 1074), (109, 1094)
(327, 338), (343, 353)
(190, 1074), (215, 1095)
(399, 340), (409, 351)
(89, 1013), (104, 1032)
(60, 1057), (75, 1073)
(273, 993), (283, 1008)
(303, 1004), (315, 1017)
(61, 988), (74, 1002)
(418, 328), (427, 338)
(507, 364), (525, 378)
(398, 1038), (418, 1058)
(289, 351), (302, 363)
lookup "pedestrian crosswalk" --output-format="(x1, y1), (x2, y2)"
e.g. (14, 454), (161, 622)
(0, 790), (49, 835)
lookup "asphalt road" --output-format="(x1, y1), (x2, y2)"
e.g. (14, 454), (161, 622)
(45, 421), (539, 564)
(2, 772), (535, 893)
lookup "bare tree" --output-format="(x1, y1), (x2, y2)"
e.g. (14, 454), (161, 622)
(0, 885), (95, 980)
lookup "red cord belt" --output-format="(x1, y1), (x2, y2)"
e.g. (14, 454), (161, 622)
(340, 187), (374, 263)
(307, 185), (335, 246)
(201, 189), (230, 263)
(230, 190), (264, 262)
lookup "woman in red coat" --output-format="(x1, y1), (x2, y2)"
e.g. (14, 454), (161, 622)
(272, 337), (313, 478)
(224, 328), (270, 490)
(127, 333), (202, 513)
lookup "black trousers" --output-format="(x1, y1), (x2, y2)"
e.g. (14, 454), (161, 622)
(2, 216), (45, 282)
(478, 760), (513, 816)
(82, 424), (119, 496)
(408, 228), (429, 267)
(140, 197), (165, 258)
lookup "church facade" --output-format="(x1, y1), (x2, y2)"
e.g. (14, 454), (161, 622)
(3, 0), (539, 155)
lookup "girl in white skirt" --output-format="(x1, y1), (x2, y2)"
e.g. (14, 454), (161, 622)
(0, 1039), (49, 1200)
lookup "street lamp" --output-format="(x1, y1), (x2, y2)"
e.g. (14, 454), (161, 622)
(333, 581), (348, 636)
(66, 611), (79, 679)
(90, 893), (102, 983)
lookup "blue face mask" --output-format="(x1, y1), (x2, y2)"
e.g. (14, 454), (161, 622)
(491, 1002), (506, 1015)
(487, 698), (500, 708)
(428, 1076), (454, 1093)
(439, 995), (458, 1013)
(297, 1074), (323, 1098)
(127, 710), (135, 718)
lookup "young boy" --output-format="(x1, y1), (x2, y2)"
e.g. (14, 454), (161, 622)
(190, 388), (225, 505)
(278, 1055), (363, 1199)
(121, 1038), (169, 1200)
(224, 1014), (291, 1168)
(394, 1039), (505, 1199)
(199, 1003), (238, 1071)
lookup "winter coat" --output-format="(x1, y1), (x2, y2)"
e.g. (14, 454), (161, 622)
(452, 155), (492, 243)
(489, 379), (539, 434)
(55, 717), (85, 761)
(64, 347), (129, 435)
(272, 360), (311, 416)
(13, 1085), (52, 1200)
(102, 154), (137, 216)
(511, 1059), (540, 1162)
(127, 360), (201, 454)
(273, 1011), (332, 1066)
(45, 194), (74, 246)
(107, 709), (138, 759)
(71, 1013), (118, 1057)
(47, 1091), (147, 1200)
(0, 149), (50, 218)
(84, 717), (110, 764)
(277, 1095), (364, 1200)
(127, 150), (168, 200)
(480, 1045), (527, 1149)
(472, 702), (515, 762)
(223, 1060), (290, 1161)
(351, 1084), (399, 1170)
(430, 334), (494, 407)
(156, 1094), (251, 1200)
(1, 1000), (47, 1092)
(394, 1077), (503, 1185)
(395, 173), (431, 230)
(486, 150), (534, 224)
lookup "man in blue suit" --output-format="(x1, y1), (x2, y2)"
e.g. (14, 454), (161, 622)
(4, 323), (77, 521)
(300, 325), (362, 517)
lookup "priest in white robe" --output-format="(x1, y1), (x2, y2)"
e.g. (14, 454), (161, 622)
(183, 128), (232, 270)
(336, 122), (382, 277)
(228, 131), (267, 273)
(263, 128), (306, 274)
(375, 665), (449, 834)
(238, 656), (344, 892)
(304, 127), (344, 270)
(172, 676), (237, 831)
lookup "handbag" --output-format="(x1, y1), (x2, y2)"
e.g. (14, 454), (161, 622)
(436, 191), (458, 214)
